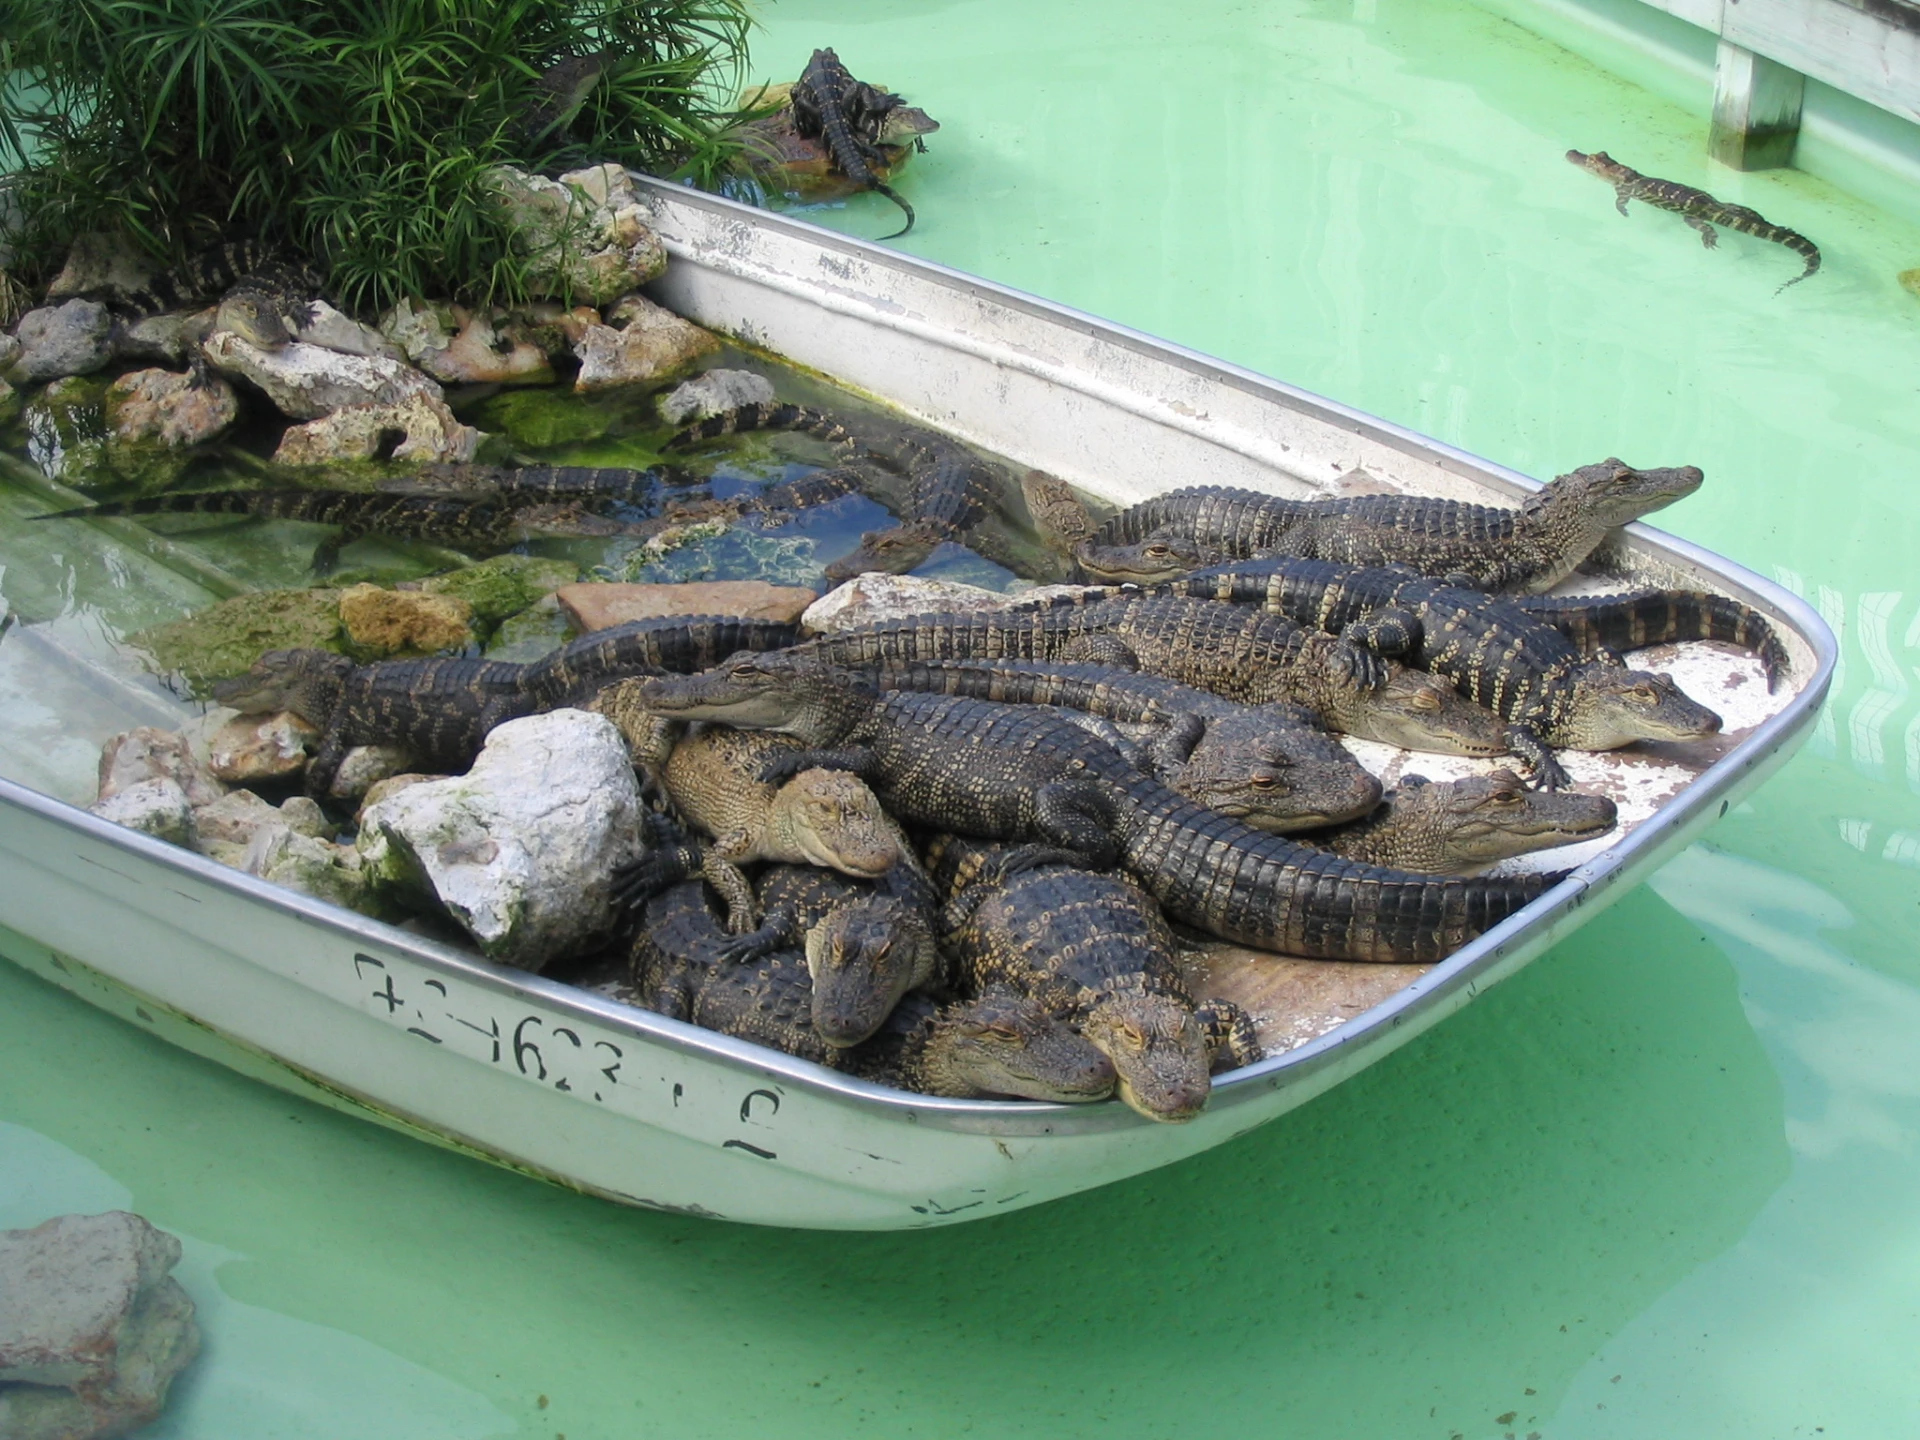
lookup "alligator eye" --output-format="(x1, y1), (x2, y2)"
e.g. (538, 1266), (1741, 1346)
(1410, 689), (1441, 713)
(1630, 685), (1657, 703)
(732, 662), (762, 677)
(1248, 772), (1285, 791)
(1490, 789), (1523, 806)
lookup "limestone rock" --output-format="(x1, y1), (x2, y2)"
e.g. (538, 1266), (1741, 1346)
(802, 573), (1042, 633)
(657, 367), (776, 425)
(0, 331), (21, 374)
(5, 300), (114, 383)
(114, 306), (216, 366)
(421, 554), (578, 629)
(338, 583), (475, 655)
(558, 579), (817, 631)
(105, 366), (239, 449)
(293, 300), (404, 360)
(431, 310), (553, 386)
(131, 588), (346, 693)
(0, 375), (17, 428)
(572, 298), (720, 393)
(96, 727), (226, 808)
(329, 744), (415, 801)
(249, 826), (372, 912)
(205, 710), (318, 783)
(272, 392), (478, 465)
(89, 777), (195, 846)
(354, 772), (439, 823)
(44, 233), (157, 304)
(0, 1211), (199, 1440)
(483, 164), (669, 305)
(357, 710), (644, 968)
(191, 787), (289, 861)
(482, 593), (574, 663)
(201, 330), (441, 421)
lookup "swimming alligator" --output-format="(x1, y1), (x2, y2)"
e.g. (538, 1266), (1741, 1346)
(211, 649), (534, 799)
(1076, 458), (1704, 592)
(1305, 771), (1617, 874)
(1163, 556), (1726, 788)
(634, 649), (1562, 963)
(790, 48), (917, 239)
(932, 835), (1263, 1122)
(1567, 149), (1820, 293)
(629, 880), (1115, 1100)
(666, 401), (1001, 580)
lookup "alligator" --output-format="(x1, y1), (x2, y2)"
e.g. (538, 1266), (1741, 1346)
(1510, 589), (1789, 691)
(514, 47), (617, 148)
(931, 836), (1263, 1122)
(1019, 471), (1099, 557)
(859, 658), (1387, 830)
(1567, 150), (1820, 293)
(790, 47), (916, 239)
(1305, 770), (1617, 874)
(654, 723), (906, 933)
(31, 486), (636, 574)
(521, 614), (801, 709)
(117, 238), (327, 350)
(629, 881), (1115, 1100)
(633, 650), (1562, 962)
(1076, 459), (1705, 593)
(666, 402), (1002, 580)
(792, 593), (1517, 754)
(211, 648), (533, 798)
(1163, 556), (1725, 788)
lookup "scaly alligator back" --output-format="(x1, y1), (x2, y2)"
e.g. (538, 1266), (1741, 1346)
(791, 47), (916, 238)
(524, 615), (801, 707)
(1567, 149), (1820, 292)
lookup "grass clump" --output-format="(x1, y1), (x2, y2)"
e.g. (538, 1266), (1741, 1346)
(0, 0), (755, 312)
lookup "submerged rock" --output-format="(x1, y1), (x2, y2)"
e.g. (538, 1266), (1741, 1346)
(272, 392), (478, 465)
(202, 331), (441, 421)
(484, 164), (669, 305)
(0, 1211), (199, 1440)
(557, 579), (817, 630)
(470, 383), (615, 449)
(338, 583), (475, 655)
(572, 294), (720, 393)
(420, 554), (578, 630)
(482, 593), (575, 663)
(5, 300), (114, 384)
(357, 709), (644, 969)
(105, 366), (239, 449)
(0, 376), (15, 428)
(657, 367), (777, 424)
(20, 375), (111, 486)
(132, 588), (347, 692)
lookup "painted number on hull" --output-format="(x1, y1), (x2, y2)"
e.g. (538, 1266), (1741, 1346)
(351, 954), (623, 1102)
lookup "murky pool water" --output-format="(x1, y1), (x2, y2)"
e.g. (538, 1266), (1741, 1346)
(4, 0), (1918, 1435)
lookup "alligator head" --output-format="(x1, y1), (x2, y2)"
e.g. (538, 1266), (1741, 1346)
(1312, 666), (1510, 757)
(1078, 991), (1214, 1123)
(805, 888), (938, 1048)
(1383, 770), (1617, 873)
(924, 986), (1117, 1102)
(636, 649), (871, 742)
(822, 521), (944, 584)
(1561, 664), (1722, 750)
(769, 769), (903, 879)
(215, 286), (295, 351)
(1528, 457), (1704, 531)
(1073, 533), (1206, 583)
(1167, 709), (1382, 832)
(210, 648), (354, 721)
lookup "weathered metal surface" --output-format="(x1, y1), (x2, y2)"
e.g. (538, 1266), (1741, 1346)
(0, 181), (1838, 1228)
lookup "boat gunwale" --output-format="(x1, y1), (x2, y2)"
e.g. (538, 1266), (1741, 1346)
(0, 186), (1838, 1138)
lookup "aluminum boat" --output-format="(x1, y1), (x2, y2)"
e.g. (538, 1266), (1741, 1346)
(0, 177), (1837, 1229)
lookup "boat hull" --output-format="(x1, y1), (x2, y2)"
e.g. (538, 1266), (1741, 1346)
(0, 180), (1836, 1229)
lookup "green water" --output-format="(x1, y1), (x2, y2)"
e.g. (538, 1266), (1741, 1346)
(5, 0), (1920, 1434)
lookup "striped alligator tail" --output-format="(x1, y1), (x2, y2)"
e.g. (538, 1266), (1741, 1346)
(664, 402), (867, 456)
(1514, 589), (1790, 691)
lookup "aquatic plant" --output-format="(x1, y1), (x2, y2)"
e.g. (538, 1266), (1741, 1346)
(0, 0), (754, 311)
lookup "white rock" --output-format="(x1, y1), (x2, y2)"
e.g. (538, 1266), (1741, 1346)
(44, 232), (158, 303)
(802, 573), (1040, 633)
(357, 710), (644, 969)
(0, 332), (22, 373)
(378, 296), (460, 362)
(105, 366), (239, 448)
(6, 300), (114, 383)
(328, 744), (414, 800)
(425, 309), (553, 385)
(192, 787), (287, 850)
(657, 368), (776, 424)
(205, 710), (318, 783)
(294, 300), (405, 361)
(572, 295), (719, 394)
(90, 777), (194, 846)
(201, 331), (441, 421)
(96, 728), (226, 808)
(483, 164), (668, 305)
(247, 827), (369, 910)
(115, 306), (216, 366)
(272, 392), (478, 465)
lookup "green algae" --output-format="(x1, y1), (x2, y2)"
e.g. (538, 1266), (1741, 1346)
(131, 588), (346, 691)
(420, 554), (579, 631)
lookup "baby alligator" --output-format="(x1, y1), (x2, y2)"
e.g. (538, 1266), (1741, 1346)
(630, 882), (1114, 1100)
(212, 649), (533, 799)
(791, 47), (916, 239)
(1511, 588), (1788, 690)
(1078, 458), (1704, 592)
(1567, 150), (1820, 293)
(1165, 557), (1725, 788)
(933, 836), (1262, 1122)
(635, 650), (1561, 963)
(1305, 771), (1617, 874)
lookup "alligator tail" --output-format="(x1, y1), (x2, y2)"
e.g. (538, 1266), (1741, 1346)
(1515, 589), (1790, 691)
(873, 183), (915, 240)
(664, 402), (864, 454)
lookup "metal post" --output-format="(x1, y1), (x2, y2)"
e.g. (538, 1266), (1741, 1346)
(1710, 39), (1805, 170)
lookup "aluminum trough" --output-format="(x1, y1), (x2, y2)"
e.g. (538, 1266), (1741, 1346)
(0, 179), (1837, 1229)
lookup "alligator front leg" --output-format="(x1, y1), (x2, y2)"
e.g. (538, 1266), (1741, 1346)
(1197, 999), (1265, 1070)
(1504, 723), (1571, 792)
(1613, 185), (1634, 218)
(1341, 605), (1423, 658)
(718, 907), (793, 966)
(701, 830), (762, 934)
(1686, 216), (1719, 249)
(1032, 779), (1120, 868)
